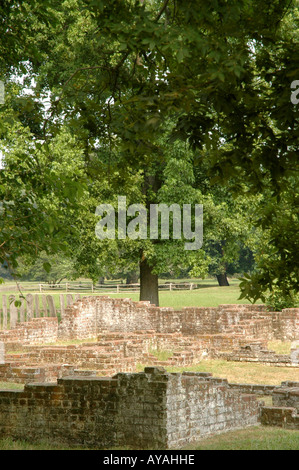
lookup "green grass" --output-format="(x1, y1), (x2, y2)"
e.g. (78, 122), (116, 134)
(137, 357), (299, 385)
(0, 437), (88, 450)
(99, 279), (255, 309)
(0, 382), (24, 390)
(0, 278), (253, 311)
(268, 340), (292, 355)
(0, 426), (298, 450)
(148, 347), (173, 361)
(183, 426), (299, 450)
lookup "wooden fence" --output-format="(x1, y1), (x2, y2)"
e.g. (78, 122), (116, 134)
(38, 282), (200, 293)
(0, 282), (201, 330)
(0, 293), (81, 330)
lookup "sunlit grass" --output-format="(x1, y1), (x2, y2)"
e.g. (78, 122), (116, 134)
(137, 357), (299, 385)
(0, 278), (254, 311)
(0, 426), (298, 450)
(0, 382), (24, 390)
(183, 426), (299, 450)
(268, 340), (292, 355)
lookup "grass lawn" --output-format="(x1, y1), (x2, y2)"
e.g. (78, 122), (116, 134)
(0, 278), (256, 312)
(183, 426), (299, 450)
(0, 426), (298, 450)
(136, 349), (299, 386)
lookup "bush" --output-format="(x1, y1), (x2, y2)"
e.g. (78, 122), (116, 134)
(265, 287), (298, 311)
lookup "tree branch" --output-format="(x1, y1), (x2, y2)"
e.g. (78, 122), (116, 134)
(155, 0), (171, 22)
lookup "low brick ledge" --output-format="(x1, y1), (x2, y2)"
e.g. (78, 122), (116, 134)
(260, 406), (299, 430)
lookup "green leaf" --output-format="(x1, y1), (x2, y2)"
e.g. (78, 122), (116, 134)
(43, 262), (51, 273)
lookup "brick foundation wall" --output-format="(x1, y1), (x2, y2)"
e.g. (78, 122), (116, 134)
(259, 382), (299, 431)
(272, 386), (299, 411)
(0, 332), (270, 386)
(166, 371), (260, 447)
(0, 367), (260, 449)
(57, 297), (299, 341)
(0, 318), (58, 345)
(1, 298), (298, 347)
(0, 363), (63, 383)
(223, 343), (299, 367)
(0, 342), (4, 364)
(260, 407), (299, 430)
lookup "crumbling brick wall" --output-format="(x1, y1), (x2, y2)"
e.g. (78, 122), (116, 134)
(260, 407), (299, 430)
(224, 343), (298, 367)
(272, 386), (299, 411)
(260, 382), (299, 431)
(0, 318), (58, 345)
(0, 367), (260, 449)
(0, 342), (4, 364)
(57, 297), (299, 341)
(166, 372), (259, 447)
(1, 297), (298, 347)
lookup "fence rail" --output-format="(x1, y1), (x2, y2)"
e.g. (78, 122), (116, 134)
(37, 282), (200, 293)
(0, 281), (201, 330)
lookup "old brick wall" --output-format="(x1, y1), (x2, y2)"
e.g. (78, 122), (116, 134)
(0, 362), (63, 384)
(57, 297), (299, 341)
(1, 297), (298, 347)
(224, 343), (299, 367)
(0, 342), (4, 364)
(0, 369), (168, 449)
(0, 368), (260, 449)
(0, 318), (58, 345)
(260, 407), (299, 430)
(166, 372), (260, 447)
(259, 381), (299, 431)
(272, 386), (299, 411)
(57, 297), (156, 340)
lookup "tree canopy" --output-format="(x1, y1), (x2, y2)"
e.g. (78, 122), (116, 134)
(0, 0), (298, 306)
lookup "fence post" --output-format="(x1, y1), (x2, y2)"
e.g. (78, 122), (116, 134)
(19, 298), (25, 323)
(116, 285), (120, 293)
(9, 296), (18, 328)
(46, 295), (56, 317)
(39, 284), (42, 293)
(34, 294), (40, 317)
(190, 283), (193, 290)
(169, 283), (172, 291)
(26, 294), (34, 321)
(42, 294), (48, 317)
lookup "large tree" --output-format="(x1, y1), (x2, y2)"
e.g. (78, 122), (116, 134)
(1, 0), (298, 306)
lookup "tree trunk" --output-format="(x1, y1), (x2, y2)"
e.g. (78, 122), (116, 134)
(139, 165), (162, 306)
(216, 273), (230, 286)
(139, 257), (159, 306)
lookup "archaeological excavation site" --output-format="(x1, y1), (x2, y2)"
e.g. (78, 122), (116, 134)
(0, 294), (298, 449)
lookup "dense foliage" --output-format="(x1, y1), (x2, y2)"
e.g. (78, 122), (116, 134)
(0, 0), (298, 306)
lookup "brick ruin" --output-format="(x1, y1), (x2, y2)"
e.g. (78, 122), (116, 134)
(223, 342), (299, 367)
(0, 295), (298, 448)
(0, 368), (261, 449)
